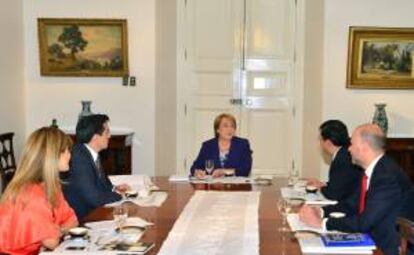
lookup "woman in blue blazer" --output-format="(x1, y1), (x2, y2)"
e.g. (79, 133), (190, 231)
(190, 113), (253, 177)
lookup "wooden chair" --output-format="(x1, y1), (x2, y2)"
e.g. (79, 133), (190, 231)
(398, 217), (414, 255)
(0, 132), (17, 191)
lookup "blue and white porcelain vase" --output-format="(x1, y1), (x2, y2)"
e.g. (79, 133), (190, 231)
(372, 103), (388, 135)
(78, 101), (93, 120)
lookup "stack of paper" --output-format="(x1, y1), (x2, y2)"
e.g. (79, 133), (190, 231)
(321, 233), (375, 249)
(287, 214), (376, 254)
(169, 175), (190, 182)
(84, 217), (153, 230)
(41, 218), (153, 254)
(298, 237), (374, 254)
(280, 187), (337, 205)
(188, 176), (253, 184)
(109, 175), (157, 191)
(105, 191), (168, 208)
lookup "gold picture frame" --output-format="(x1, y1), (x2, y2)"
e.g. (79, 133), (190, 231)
(38, 18), (129, 77)
(347, 26), (414, 89)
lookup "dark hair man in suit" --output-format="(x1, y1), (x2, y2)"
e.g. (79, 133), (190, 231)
(62, 114), (130, 219)
(307, 120), (361, 201)
(299, 123), (412, 255)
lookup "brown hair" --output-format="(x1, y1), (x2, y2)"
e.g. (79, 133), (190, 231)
(213, 113), (237, 138)
(1, 127), (72, 208)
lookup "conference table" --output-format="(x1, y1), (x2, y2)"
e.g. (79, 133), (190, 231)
(83, 177), (383, 255)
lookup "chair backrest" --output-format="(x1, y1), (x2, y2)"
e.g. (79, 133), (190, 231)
(398, 217), (414, 255)
(0, 132), (17, 191)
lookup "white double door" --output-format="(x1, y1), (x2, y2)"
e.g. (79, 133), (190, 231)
(178, 0), (298, 176)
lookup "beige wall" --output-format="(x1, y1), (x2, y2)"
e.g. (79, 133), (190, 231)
(301, 0), (324, 178)
(302, 0), (414, 178)
(0, 0), (25, 157)
(23, 0), (156, 175)
(9, 0), (414, 179)
(323, 0), (414, 136)
(155, 0), (177, 176)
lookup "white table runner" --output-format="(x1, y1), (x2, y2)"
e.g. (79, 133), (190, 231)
(157, 191), (261, 255)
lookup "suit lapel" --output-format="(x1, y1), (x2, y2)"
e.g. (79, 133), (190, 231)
(365, 155), (385, 198)
(80, 144), (108, 187)
(332, 147), (346, 167)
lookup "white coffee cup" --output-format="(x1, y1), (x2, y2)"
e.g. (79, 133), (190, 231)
(329, 212), (346, 218)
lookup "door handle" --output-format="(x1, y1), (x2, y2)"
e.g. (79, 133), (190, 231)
(230, 98), (243, 105)
(230, 98), (252, 106)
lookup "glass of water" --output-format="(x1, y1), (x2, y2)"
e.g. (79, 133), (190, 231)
(288, 169), (299, 186)
(113, 204), (128, 232)
(277, 198), (292, 232)
(205, 159), (214, 176)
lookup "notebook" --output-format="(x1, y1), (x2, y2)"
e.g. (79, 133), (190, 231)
(321, 233), (376, 248)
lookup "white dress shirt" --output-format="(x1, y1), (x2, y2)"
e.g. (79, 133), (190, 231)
(84, 143), (99, 162)
(84, 143), (116, 191)
(331, 147), (341, 162)
(363, 153), (383, 190)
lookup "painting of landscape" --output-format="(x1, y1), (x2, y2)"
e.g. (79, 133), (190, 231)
(360, 40), (414, 77)
(347, 27), (414, 89)
(38, 19), (128, 76)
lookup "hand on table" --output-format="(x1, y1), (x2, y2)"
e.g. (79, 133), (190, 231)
(212, 169), (225, 178)
(115, 183), (131, 193)
(306, 178), (326, 189)
(298, 205), (323, 228)
(194, 169), (207, 179)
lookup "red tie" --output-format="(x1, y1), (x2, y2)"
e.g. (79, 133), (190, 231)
(359, 174), (368, 214)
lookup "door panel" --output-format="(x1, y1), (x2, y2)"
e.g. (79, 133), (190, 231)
(245, 0), (294, 59)
(240, 0), (296, 176)
(184, 0), (243, 170)
(244, 110), (289, 175)
(181, 0), (296, 176)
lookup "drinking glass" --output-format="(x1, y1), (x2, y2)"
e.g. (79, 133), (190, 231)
(288, 169), (299, 186)
(205, 160), (214, 176)
(113, 204), (128, 232)
(277, 198), (292, 232)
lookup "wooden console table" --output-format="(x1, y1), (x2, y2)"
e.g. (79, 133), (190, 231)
(64, 128), (134, 176)
(386, 137), (414, 182)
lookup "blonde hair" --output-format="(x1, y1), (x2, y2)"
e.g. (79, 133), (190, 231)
(213, 113), (237, 138)
(1, 127), (72, 208)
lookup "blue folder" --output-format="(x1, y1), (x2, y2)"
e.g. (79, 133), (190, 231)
(321, 233), (376, 247)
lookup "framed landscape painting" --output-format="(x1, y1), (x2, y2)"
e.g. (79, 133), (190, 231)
(347, 26), (414, 89)
(38, 18), (129, 77)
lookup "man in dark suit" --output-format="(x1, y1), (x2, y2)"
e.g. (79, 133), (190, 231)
(307, 120), (361, 201)
(62, 114), (129, 219)
(299, 123), (412, 255)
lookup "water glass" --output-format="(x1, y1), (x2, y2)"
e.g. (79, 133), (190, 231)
(113, 204), (128, 232)
(288, 169), (299, 186)
(205, 160), (214, 175)
(277, 198), (292, 232)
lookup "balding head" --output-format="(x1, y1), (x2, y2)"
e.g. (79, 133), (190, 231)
(349, 123), (385, 169)
(355, 124), (386, 152)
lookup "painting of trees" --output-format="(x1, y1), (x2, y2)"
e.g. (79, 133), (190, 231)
(347, 27), (414, 89)
(57, 25), (88, 60)
(361, 41), (414, 75)
(38, 18), (128, 76)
